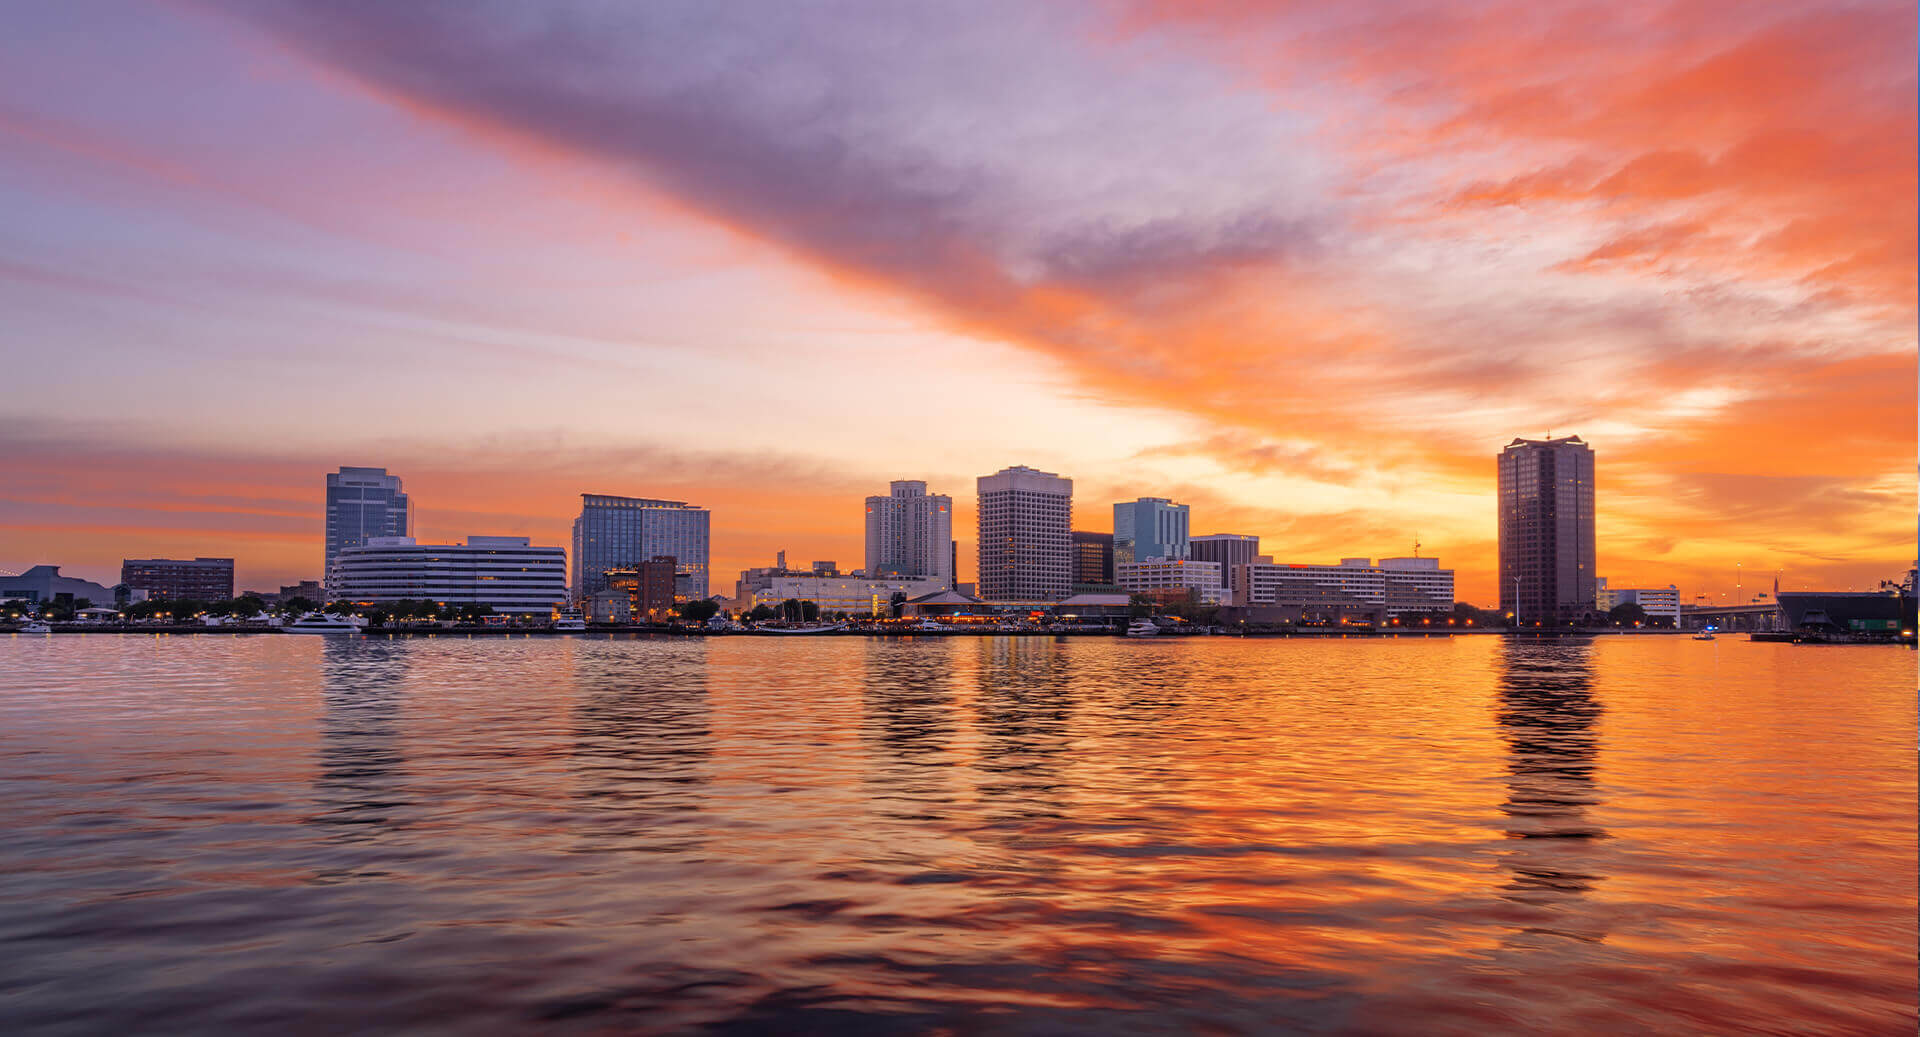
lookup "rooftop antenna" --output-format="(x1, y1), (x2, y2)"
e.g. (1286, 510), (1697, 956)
(1413, 533), (1421, 559)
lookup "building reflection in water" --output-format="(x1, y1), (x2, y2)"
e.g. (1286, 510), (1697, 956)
(859, 638), (959, 819)
(311, 638), (414, 841)
(568, 641), (712, 856)
(968, 637), (1078, 828)
(1495, 637), (1609, 941)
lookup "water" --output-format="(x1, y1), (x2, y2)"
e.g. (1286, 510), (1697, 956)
(0, 634), (1912, 1034)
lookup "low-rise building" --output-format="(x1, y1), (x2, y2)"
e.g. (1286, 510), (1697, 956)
(605, 556), (679, 621)
(1239, 557), (1454, 617)
(751, 574), (948, 616)
(0, 565), (114, 607)
(328, 536), (566, 615)
(121, 557), (235, 601)
(1596, 582), (1681, 624)
(1117, 558), (1225, 605)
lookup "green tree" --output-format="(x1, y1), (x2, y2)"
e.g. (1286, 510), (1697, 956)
(281, 596), (319, 616)
(749, 603), (774, 622)
(1608, 602), (1648, 626)
(231, 596), (265, 619)
(678, 599), (720, 623)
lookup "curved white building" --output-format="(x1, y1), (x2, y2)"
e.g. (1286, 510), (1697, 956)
(328, 536), (566, 615)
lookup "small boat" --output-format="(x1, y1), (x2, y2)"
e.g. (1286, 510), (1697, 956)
(283, 613), (364, 635)
(18, 621), (52, 635)
(913, 619), (946, 632)
(1692, 632), (1716, 641)
(552, 610), (587, 632)
(1126, 618), (1160, 638)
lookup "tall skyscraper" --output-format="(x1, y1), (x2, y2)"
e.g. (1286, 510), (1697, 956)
(1112, 497), (1190, 566)
(1071, 530), (1115, 586)
(325, 467), (409, 586)
(571, 494), (711, 599)
(1191, 534), (1259, 597)
(864, 480), (954, 586)
(1498, 436), (1596, 623)
(977, 466), (1072, 601)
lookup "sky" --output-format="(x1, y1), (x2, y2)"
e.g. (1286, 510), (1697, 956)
(0, 0), (1913, 605)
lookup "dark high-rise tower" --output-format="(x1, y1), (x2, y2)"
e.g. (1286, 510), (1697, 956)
(1498, 436), (1596, 624)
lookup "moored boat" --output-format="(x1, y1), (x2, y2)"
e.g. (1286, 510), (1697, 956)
(1126, 618), (1160, 637)
(283, 613), (365, 635)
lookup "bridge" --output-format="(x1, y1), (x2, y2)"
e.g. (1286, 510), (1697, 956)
(1680, 602), (1784, 632)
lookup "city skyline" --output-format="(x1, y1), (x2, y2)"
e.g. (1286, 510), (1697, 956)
(0, 2), (1912, 604)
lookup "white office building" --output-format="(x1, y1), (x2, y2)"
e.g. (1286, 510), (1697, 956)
(328, 536), (567, 615)
(1596, 582), (1681, 624)
(1240, 557), (1454, 615)
(977, 466), (1073, 601)
(865, 480), (954, 586)
(751, 574), (949, 615)
(1117, 558), (1225, 605)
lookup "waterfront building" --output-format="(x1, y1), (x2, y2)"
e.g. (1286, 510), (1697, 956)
(0, 565), (114, 607)
(864, 480), (955, 587)
(1116, 558), (1225, 605)
(1112, 498), (1190, 567)
(571, 494), (710, 599)
(605, 556), (679, 621)
(977, 466), (1073, 601)
(1498, 436), (1596, 623)
(1240, 557), (1454, 617)
(750, 574), (947, 616)
(278, 580), (325, 603)
(120, 557), (234, 601)
(1071, 531), (1115, 586)
(1191, 534), (1259, 598)
(1596, 582), (1681, 624)
(327, 536), (566, 615)
(325, 467), (409, 586)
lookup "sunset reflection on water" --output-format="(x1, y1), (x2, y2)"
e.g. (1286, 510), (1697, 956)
(0, 634), (1911, 1033)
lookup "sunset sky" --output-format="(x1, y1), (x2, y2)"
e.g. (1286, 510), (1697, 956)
(1, 0), (1913, 604)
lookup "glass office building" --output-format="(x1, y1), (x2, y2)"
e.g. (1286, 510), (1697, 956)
(325, 467), (409, 588)
(571, 494), (711, 599)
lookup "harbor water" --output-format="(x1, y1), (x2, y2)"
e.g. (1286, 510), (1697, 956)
(0, 634), (1912, 1033)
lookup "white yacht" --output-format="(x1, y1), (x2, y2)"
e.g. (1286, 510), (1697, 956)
(18, 621), (52, 635)
(283, 613), (365, 635)
(552, 610), (587, 632)
(1126, 618), (1160, 637)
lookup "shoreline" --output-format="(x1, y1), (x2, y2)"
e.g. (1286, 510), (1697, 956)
(7, 625), (1712, 639)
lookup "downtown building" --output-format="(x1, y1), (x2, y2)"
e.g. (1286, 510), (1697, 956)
(325, 467), (409, 586)
(1112, 497), (1190, 566)
(977, 466), (1073, 601)
(1071, 530), (1115, 587)
(1239, 557), (1455, 618)
(1191, 534), (1260, 599)
(1595, 580), (1681, 625)
(749, 573), (949, 616)
(1498, 436), (1596, 623)
(1117, 557), (1225, 605)
(864, 480), (954, 587)
(120, 557), (235, 601)
(571, 494), (711, 600)
(328, 536), (566, 615)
